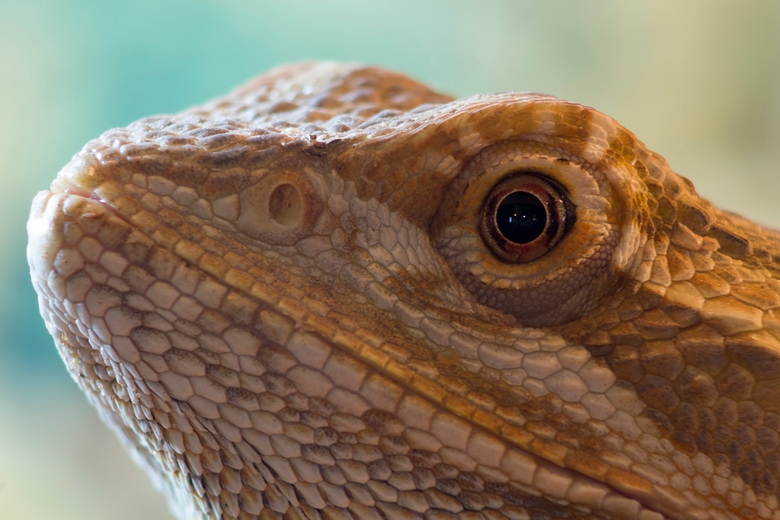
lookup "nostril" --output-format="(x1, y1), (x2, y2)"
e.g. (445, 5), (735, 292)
(269, 183), (303, 226)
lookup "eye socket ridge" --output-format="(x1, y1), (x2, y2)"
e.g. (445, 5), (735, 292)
(480, 171), (574, 263)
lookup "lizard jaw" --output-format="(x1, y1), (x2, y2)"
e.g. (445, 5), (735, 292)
(29, 175), (675, 520)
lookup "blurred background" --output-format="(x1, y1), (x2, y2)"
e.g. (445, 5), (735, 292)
(1, 1), (778, 518)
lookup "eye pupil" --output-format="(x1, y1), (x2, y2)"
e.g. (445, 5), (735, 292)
(496, 191), (546, 244)
(479, 172), (573, 264)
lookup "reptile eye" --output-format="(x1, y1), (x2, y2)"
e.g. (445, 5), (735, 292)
(480, 173), (572, 263)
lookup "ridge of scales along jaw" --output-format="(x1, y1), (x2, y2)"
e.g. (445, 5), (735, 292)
(26, 63), (780, 520)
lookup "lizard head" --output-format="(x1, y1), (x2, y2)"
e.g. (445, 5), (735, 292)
(28, 62), (780, 520)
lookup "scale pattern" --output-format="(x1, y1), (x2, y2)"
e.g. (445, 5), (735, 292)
(27, 63), (780, 520)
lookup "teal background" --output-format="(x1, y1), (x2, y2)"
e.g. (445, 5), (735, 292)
(1, 1), (778, 518)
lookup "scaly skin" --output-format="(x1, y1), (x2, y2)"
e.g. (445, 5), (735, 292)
(27, 63), (780, 520)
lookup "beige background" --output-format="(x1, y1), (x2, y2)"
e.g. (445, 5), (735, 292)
(1, 1), (778, 518)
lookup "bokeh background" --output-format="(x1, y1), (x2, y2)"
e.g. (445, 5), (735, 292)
(1, 1), (778, 518)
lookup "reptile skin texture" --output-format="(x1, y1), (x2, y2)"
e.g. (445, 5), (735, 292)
(26, 63), (780, 520)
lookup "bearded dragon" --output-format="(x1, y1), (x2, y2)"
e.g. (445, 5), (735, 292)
(27, 62), (780, 520)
